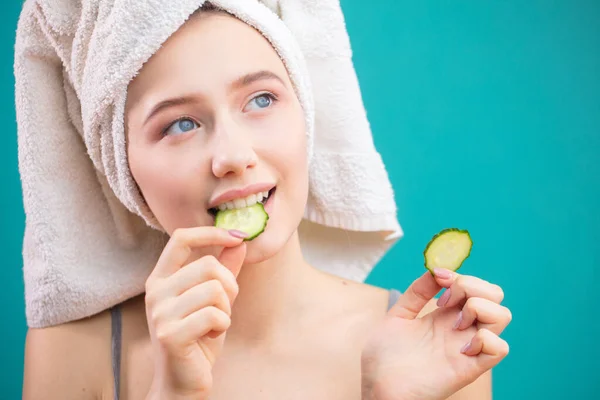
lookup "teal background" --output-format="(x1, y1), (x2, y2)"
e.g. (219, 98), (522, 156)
(1, 0), (598, 398)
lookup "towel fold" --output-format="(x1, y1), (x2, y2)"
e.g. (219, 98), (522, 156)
(14, 0), (403, 328)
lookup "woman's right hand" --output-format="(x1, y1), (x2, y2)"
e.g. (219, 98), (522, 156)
(144, 227), (248, 400)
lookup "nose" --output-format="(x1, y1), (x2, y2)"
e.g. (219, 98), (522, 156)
(211, 119), (258, 178)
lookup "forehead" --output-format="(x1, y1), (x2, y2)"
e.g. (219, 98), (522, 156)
(127, 12), (290, 101)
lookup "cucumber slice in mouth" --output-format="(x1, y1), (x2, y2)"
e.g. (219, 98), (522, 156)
(211, 188), (274, 241)
(424, 228), (472, 274)
(214, 203), (269, 241)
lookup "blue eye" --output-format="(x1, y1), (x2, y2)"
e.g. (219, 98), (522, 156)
(244, 93), (276, 112)
(164, 118), (199, 136)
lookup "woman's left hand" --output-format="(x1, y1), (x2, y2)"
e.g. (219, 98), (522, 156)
(361, 268), (512, 400)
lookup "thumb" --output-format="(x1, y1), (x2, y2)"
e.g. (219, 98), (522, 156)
(388, 271), (443, 319)
(218, 243), (247, 278)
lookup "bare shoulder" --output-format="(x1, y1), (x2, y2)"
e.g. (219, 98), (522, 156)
(320, 276), (394, 342)
(22, 307), (114, 400)
(331, 277), (392, 318)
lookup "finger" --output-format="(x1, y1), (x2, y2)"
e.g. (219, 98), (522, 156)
(181, 306), (231, 342)
(168, 256), (239, 302)
(431, 267), (459, 287)
(453, 298), (513, 335)
(149, 279), (232, 328)
(175, 279), (232, 319)
(437, 275), (505, 309)
(161, 306), (231, 353)
(389, 271), (442, 319)
(145, 256), (239, 311)
(152, 227), (244, 279)
(218, 242), (247, 278)
(461, 329), (510, 371)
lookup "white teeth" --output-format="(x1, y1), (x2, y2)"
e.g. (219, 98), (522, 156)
(233, 198), (246, 208)
(214, 190), (271, 211)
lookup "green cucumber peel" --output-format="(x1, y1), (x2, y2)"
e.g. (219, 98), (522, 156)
(424, 228), (472, 275)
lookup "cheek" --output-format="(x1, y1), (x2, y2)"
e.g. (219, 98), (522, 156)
(128, 144), (202, 228)
(263, 110), (309, 203)
(268, 132), (307, 168)
(262, 104), (308, 169)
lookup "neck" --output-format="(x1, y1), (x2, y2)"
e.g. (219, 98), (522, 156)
(227, 230), (320, 344)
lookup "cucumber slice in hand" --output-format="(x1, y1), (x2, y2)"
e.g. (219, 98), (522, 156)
(214, 203), (269, 241)
(424, 228), (472, 274)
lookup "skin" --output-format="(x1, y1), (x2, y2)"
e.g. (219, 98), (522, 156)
(22, 10), (508, 400)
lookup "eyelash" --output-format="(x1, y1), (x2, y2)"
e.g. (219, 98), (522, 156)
(252, 91), (278, 104)
(160, 92), (279, 138)
(243, 91), (279, 113)
(160, 115), (197, 137)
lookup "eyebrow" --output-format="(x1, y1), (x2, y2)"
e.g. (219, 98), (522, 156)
(142, 70), (286, 126)
(230, 70), (285, 91)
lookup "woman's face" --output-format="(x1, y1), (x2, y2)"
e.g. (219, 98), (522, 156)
(125, 11), (309, 263)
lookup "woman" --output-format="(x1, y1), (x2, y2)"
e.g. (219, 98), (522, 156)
(19, 3), (511, 400)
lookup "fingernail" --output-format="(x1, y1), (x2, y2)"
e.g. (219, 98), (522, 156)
(461, 340), (472, 354)
(453, 311), (463, 330)
(228, 229), (248, 239)
(437, 288), (451, 307)
(433, 268), (452, 279)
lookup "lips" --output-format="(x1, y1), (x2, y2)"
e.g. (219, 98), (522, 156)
(208, 182), (275, 209)
(208, 187), (276, 216)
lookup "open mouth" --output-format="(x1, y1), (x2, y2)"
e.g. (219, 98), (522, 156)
(208, 187), (275, 217)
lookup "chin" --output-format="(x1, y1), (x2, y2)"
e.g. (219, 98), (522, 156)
(242, 225), (293, 265)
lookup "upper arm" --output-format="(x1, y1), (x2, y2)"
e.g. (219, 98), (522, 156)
(418, 299), (493, 400)
(22, 316), (110, 400)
